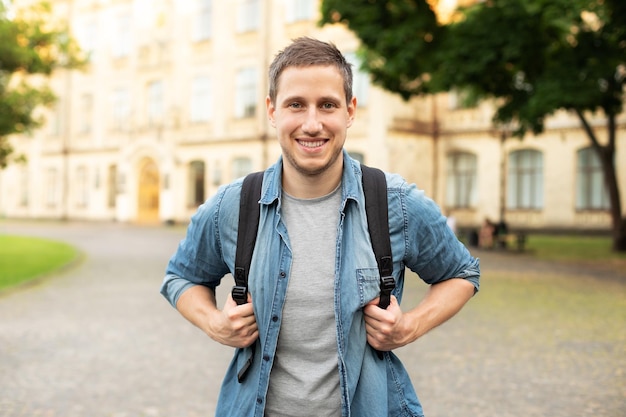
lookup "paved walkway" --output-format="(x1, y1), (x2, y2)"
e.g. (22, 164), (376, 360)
(0, 220), (624, 417)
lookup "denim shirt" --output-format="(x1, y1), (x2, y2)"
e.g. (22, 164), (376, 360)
(161, 150), (480, 417)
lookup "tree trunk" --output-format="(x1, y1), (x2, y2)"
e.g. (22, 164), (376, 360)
(614, 218), (626, 252)
(576, 109), (625, 252)
(599, 148), (626, 252)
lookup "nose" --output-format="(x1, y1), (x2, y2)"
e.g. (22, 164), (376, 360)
(301, 108), (322, 135)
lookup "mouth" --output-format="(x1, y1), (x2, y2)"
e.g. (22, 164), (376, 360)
(297, 139), (327, 149)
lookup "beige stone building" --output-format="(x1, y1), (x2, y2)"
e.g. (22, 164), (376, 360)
(1, 0), (624, 235)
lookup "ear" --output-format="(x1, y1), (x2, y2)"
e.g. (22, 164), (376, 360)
(346, 96), (357, 128)
(266, 96), (276, 127)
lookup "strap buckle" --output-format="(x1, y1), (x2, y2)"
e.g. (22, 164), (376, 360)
(232, 285), (248, 305)
(377, 275), (395, 309)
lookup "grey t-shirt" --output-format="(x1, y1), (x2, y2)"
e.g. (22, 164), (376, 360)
(265, 185), (342, 417)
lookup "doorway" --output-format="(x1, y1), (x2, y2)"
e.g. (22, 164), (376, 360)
(137, 157), (160, 223)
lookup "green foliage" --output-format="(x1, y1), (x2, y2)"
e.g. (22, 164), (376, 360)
(322, 0), (625, 135)
(321, 0), (442, 99)
(321, 0), (626, 251)
(0, 235), (78, 291)
(0, 1), (86, 168)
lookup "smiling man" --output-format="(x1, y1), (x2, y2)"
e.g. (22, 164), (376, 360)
(161, 37), (480, 417)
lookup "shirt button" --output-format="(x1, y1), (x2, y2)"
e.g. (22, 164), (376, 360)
(279, 271), (286, 278)
(257, 397), (263, 404)
(272, 315), (278, 322)
(263, 354), (270, 361)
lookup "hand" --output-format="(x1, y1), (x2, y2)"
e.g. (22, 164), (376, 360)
(363, 295), (414, 351)
(207, 292), (258, 348)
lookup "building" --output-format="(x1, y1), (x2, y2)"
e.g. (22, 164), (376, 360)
(1, 0), (624, 235)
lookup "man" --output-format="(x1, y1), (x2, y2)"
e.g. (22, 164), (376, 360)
(161, 37), (480, 417)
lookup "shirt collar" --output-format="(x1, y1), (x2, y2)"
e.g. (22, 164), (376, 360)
(259, 150), (363, 207)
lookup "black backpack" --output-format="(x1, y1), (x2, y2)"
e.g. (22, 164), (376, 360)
(231, 165), (395, 381)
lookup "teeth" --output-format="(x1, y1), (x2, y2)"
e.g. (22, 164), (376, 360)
(299, 140), (325, 148)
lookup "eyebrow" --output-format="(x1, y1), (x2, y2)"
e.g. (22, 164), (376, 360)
(280, 95), (344, 106)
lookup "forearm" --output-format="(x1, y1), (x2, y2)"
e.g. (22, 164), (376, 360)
(176, 285), (219, 336)
(175, 284), (259, 348)
(405, 278), (475, 342)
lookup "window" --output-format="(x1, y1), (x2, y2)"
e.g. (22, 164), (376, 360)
(79, 17), (98, 58)
(48, 102), (62, 137)
(345, 52), (370, 107)
(75, 166), (88, 208)
(445, 152), (477, 208)
(576, 147), (609, 210)
(232, 157), (252, 179)
(45, 168), (58, 207)
(507, 149), (543, 209)
(237, 0), (259, 32)
(147, 80), (164, 126)
(286, 0), (314, 23)
(235, 68), (257, 118)
(112, 13), (131, 58)
(108, 165), (117, 208)
(190, 76), (212, 123)
(188, 160), (206, 207)
(193, 0), (212, 41)
(80, 93), (93, 134)
(111, 88), (131, 131)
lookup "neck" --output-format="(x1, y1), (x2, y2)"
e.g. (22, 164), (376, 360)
(281, 160), (343, 199)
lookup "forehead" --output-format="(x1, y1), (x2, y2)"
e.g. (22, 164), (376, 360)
(275, 65), (345, 100)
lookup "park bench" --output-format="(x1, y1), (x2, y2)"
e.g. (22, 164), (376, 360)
(495, 232), (527, 252)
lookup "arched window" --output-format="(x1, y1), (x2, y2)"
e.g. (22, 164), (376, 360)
(188, 160), (206, 207)
(445, 152), (477, 208)
(507, 149), (543, 209)
(576, 147), (609, 210)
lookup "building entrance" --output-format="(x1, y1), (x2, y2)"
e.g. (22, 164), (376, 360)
(137, 157), (160, 223)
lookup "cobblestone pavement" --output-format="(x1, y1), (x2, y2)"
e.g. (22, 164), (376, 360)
(0, 220), (624, 417)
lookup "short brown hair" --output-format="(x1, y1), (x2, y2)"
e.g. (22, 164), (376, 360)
(268, 37), (353, 105)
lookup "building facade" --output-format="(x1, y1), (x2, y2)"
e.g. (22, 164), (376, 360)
(1, 0), (625, 234)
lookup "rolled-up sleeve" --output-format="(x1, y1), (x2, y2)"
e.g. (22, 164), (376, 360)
(160, 187), (235, 307)
(401, 183), (480, 292)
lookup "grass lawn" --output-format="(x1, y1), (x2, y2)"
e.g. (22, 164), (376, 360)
(526, 234), (626, 260)
(0, 235), (79, 291)
(524, 234), (626, 272)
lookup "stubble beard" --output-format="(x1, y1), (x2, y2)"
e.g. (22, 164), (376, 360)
(284, 144), (343, 178)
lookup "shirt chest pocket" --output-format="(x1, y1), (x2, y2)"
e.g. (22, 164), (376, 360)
(357, 267), (382, 307)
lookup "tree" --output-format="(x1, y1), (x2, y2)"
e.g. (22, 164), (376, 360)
(0, 0), (85, 168)
(321, 0), (626, 251)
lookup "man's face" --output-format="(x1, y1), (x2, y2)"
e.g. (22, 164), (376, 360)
(267, 65), (356, 181)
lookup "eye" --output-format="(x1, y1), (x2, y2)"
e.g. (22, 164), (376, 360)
(321, 102), (338, 110)
(288, 102), (303, 109)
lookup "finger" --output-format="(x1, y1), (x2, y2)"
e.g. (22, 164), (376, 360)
(364, 302), (387, 322)
(366, 297), (380, 307)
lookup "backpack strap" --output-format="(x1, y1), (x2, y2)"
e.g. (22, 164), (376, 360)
(232, 171), (264, 305)
(361, 164), (396, 359)
(361, 165), (395, 309)
(232, 171), (263, 383)
(232, 166), (395, 364)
